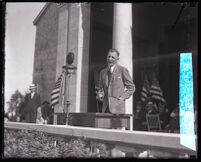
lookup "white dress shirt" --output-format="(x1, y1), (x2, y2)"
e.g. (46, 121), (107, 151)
(110, 64), (115, 73)
(31, 92), (35, 99)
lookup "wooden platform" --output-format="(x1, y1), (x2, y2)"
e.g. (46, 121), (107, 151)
(68, 113), (134, 130)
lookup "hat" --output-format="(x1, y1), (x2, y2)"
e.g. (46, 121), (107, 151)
(42, 101), (49, 105)
(29, 83), (37, 90)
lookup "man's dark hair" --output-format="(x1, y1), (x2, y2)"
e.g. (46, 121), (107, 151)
(108, 48), (120, 57)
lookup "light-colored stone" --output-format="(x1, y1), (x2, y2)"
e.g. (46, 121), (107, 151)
(113, 3), (133, 130)
(75, 4), (91, 113)
(33, 3), (59, 102)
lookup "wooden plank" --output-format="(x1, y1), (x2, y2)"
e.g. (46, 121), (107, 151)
(95, 118), (111, 128)
(69, 112), (132, 129)
(69, 112), (134, 117)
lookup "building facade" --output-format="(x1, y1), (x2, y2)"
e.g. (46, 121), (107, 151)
(33, 3), (198, 127)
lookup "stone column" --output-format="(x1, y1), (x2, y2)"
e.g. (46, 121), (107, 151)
(113, 3), (133, 129)
(75, 3), (91, 112)
(54, 3), (90, 124)
(67, 3), (91, 113)
(56, 4), (69, 80)
(54, 4), (69, 124)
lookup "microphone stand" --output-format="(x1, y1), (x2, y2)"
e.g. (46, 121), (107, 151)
(62, 63), (77, 125)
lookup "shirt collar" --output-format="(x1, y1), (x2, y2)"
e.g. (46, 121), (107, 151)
(31, 92), (35, 98)
(108, 64), (116, 73)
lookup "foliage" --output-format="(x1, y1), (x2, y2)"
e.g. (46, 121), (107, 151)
(4, 129), (109, 158)
(6, 90), (24, 114)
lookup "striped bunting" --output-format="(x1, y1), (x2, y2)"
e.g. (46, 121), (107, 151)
(51, 71), (65, 107)
(141, 75), (150, 102)
(150, 74), (165, 103)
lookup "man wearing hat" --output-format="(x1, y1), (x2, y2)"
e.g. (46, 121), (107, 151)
(24, 83), (41, 123)
(41, 101), (53, 124)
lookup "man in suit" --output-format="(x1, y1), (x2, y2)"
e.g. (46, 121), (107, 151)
(41, 101), (53, 124)
(97, 48), (135, 114)
(24, 84), (41, 123)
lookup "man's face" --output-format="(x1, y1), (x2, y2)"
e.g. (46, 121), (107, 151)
(30, 88), (36, 93)
(107, 51), (119, 67)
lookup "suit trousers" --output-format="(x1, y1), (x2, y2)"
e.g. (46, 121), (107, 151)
(105, 105), (111, 113)
(25, 111), (37, 123)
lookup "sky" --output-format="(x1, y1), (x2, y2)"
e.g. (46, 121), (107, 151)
(4, 3), (46, 112)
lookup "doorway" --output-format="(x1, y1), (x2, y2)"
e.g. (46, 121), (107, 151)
(88, 3), (114, 112)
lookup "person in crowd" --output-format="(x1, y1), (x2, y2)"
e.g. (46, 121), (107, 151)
(164, 103), (179, 133)
(36, 106), (45, 124)
(5, 98), (22, 122)
(4, 111), (11, 122)
(24, 84), (41, 123)
(14, 97), (23, 122)
(41, 101), (53, 124)
(97, 48), (135, 114)
(18, 99), (26, 122)
(4, 111), (17, 122)
(145, 101), (158, 114)
(134, 101), (145, 130)
(145, 100), (167, 131)
(158, 102), (169, 129)
(135, 101), (143, 119)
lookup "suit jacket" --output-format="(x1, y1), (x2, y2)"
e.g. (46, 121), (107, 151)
(41, 104), (52, 120)
(99, 64), (135, 114)
(24, 93), (41, 115)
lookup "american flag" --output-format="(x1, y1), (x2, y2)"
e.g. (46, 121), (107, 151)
(140, 75), (150, 103)
(150, 72), (165, 103)
(50, 71), (65, 107)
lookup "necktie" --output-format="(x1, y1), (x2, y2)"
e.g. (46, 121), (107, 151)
(108, 66), (112, 85)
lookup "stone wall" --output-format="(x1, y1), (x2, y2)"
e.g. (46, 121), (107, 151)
(33, 3), (59, 103)
(33, 3), (91, 113)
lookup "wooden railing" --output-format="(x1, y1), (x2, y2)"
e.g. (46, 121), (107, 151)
(4, 121), (197, 157)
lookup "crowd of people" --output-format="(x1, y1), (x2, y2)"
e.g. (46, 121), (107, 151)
(5, 84), (53, 124)
(134, 100), (197, 133)
(134, 100), (170, 131)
